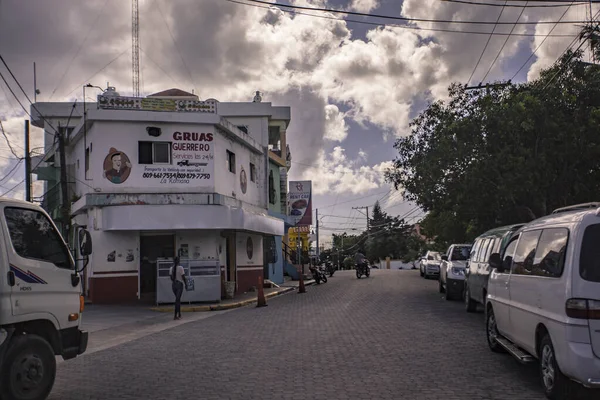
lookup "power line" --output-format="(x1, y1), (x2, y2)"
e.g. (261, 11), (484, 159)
(480, 1), (529, 83)
(510, 1), (580, 80)
(240, 0), (587, 25)
(442, 0), (587, 7)
(0, 120), (22, 159)
(224, 0), (578, 37)
(0, 159), (23, 186)
(468, 1), (508, 85)
(318, 189), (390, 209)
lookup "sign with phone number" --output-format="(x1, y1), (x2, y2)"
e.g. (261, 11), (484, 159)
(141, 172), (211, 179)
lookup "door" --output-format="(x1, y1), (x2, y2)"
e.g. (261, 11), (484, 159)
(139, 234), (175, 303)
(491, 235), (519, 337)
(2, 205), (80, 329)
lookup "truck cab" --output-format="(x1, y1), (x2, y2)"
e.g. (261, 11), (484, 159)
(0, 198), (92, 400)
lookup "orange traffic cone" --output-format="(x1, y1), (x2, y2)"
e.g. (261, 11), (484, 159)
(256, 276), (268, 307)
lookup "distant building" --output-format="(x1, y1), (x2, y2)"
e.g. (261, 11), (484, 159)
(31, 87), (293, 304)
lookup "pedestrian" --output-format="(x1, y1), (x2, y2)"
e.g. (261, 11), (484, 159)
(170, 256), (187, 320)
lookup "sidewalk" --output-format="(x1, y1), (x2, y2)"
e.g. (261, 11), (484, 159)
(149, 278), (315, 313)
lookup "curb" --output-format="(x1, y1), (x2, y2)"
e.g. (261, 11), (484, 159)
(149, 286), (298, 313)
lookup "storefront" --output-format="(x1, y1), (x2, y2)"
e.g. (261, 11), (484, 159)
(79, 201), (283, 304)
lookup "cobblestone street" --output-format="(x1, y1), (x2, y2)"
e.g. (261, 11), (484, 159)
(50, 269), (556, 399)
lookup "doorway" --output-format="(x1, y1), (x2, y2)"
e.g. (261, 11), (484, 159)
(139, 234), (175, 303)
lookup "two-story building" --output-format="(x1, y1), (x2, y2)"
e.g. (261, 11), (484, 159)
(31, 87), (292, 304)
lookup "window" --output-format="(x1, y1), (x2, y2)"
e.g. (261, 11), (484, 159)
(226, 150), (236, 173)
(4, 207), (72, 269)
(58, 126), (74, 137)
(85, 147), (90, 173)
(476, 239), (489, 262)
(501, 237), (519, 272)
(452, 245), (471, 261)
(268, 169), (276, 204)
(237, 126), (248, 134)
(249, 163), (256, 182)
(512, 230), (541, 275)
(532, 228), (568, 278)
(580, 224), (600, 282)
(486, 238), (499, 262)
(139, 141), (171, 164)
(470, 239), (481, 261)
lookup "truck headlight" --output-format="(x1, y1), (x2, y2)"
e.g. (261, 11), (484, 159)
(451, 267), (464, 276)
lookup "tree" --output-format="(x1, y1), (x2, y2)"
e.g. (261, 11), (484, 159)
(386, 49), (600, 243)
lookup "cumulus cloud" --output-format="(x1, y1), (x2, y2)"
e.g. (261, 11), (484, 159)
(0, 0), (592, 199)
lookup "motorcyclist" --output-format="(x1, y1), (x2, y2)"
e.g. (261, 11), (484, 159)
(355, 250), (367, 270)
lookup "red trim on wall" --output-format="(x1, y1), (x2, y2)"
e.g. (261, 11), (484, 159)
(89, 276), (138, 304)
(236, 268), (262, 294)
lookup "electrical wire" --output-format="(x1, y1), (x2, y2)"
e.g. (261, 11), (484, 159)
(510, 1), (581, 80)
(0, 120), (23, 160)
(468, 1), (508, 85)
(442, 0), (587, 7)
(238, 0), (587, 25)
(480, 1), (529, 83)
(224, 0), (578, 37)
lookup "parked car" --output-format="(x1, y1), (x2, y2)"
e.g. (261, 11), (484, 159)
(486, 204), (600, 399)
(438, 244), (472, 300)
(419, 251), (442, 279)
(464, 224), (524, 312)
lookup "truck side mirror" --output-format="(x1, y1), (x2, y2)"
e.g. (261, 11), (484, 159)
(441, 255), (448, 261)
(488, 253), (503, 272)
(79, 229), (93, 256)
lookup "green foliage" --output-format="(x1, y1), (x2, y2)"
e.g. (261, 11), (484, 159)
(343, 256), (354, 269)
(386, 49), (600, 243)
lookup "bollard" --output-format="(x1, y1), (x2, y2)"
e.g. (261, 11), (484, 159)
(256, 276), (268, 307)
(298, 268), (306, 294)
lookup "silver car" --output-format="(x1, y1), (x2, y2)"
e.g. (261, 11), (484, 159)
(420, 251), (442, 279)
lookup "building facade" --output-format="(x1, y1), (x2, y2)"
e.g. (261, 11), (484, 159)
(31, 88), (292, 304)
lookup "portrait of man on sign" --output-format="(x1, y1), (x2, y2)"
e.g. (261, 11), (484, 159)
(103, 147), (132, 184)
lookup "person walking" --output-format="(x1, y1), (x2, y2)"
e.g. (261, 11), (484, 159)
(170, 256), (187, 320)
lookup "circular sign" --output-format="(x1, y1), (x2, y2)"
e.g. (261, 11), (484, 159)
(103, 148), (132, 184)
(246, 236), (253, 260)
(240, 167), (247, 194)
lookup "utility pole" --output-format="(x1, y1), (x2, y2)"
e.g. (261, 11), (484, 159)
(352, 206), (370, 260)
(315, 208), (319, 260)
(24, 120), (31, 202)
(57, 123), (70, 238)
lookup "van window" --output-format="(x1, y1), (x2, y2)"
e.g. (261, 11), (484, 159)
(580, 224), (600, 282)
(532, 228), (568, 277)
(470, 239), (481, 261)
(475, 239), (486, 262)
(4, 207), (72, 269)
(502, 236), (519, 271)
(512, 230), (541, 275)
(483, 238), (496, 264)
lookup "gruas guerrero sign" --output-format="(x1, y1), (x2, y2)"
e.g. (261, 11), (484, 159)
(289, 181), (312, 226)
(140, 129), (215, 185)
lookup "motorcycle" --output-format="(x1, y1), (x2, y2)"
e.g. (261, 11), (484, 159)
(325, 261), (335, 277)
(309, 264), (328, 284)
(356, 261), (371, 279)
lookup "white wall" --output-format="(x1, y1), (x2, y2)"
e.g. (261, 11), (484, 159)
(78, 121), (216, 194)
(236, 232), (263, 266)
(175, 230), (225, 266)
(214, 132), (266, 208)
(222, 116), (269, 146)
(90, 230), (139, 273)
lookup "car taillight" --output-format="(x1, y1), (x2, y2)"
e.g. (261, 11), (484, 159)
(566, 298), (600, 320)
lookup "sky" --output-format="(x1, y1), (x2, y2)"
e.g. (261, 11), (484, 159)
(0, 0), (595, 247)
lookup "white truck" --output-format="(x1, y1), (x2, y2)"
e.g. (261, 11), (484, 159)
(0, 198), (92, 400)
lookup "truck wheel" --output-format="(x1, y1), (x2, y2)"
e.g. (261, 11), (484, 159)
(0, 334), (56, 400)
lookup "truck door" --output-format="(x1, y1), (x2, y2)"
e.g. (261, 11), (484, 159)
(1, 204), (80, 329)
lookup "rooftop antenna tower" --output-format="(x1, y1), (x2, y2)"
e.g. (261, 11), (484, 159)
(132, 0), (140, 97)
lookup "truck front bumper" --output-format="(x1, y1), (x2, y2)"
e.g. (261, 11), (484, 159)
(60, 328), (88, 360)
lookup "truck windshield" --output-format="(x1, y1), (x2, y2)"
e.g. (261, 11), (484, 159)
(452, 246), (471, 261)
(579, 223), (600, 282)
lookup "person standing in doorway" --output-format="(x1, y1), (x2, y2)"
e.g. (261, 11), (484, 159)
(170, 257), (187, 320)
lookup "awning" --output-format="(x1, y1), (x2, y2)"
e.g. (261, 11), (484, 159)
(100, 204), (284, 235)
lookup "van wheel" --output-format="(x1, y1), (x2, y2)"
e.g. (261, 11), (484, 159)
(0, 334), (56, 400)
(464, 285), (477, 313)
(486, 307), (506, 353)
(540, 334), (572, 400)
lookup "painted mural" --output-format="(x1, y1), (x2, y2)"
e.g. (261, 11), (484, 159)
(103, 148), (132, 184)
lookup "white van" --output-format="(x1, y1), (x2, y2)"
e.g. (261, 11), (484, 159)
(0, 198), (92, 400)
(485, 205), (600, 399)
